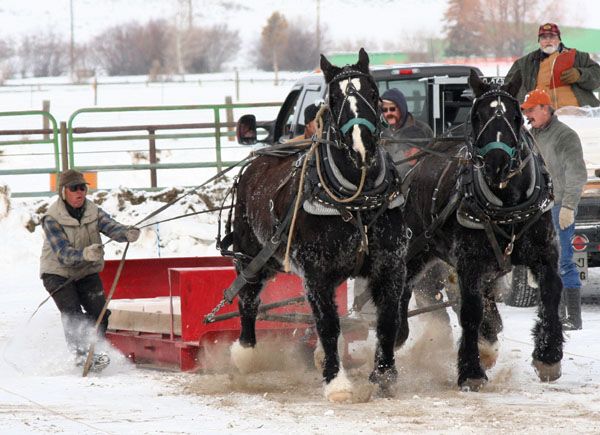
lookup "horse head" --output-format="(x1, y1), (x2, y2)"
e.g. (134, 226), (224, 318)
(320, 48), (381, 168)
(468, 69), (523, 189)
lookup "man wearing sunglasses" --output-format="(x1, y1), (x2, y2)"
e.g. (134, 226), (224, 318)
(39, 169), (141, 371)
(380, 87), (433, 178)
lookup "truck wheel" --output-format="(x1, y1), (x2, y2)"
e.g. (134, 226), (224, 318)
(504, 266), (539, 307)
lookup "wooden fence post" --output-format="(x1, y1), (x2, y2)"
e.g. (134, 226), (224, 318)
(43, 100), (50, 140)
(148, 127), (157, 188)
(225, 96), (234, 142)
(60, 122), (69, 172)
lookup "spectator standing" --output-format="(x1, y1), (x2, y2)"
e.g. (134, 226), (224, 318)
(505, 22), (600, 109)
(521, 89), (588, 330)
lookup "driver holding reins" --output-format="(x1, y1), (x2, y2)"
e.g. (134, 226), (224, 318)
(39, 169), (141, 371)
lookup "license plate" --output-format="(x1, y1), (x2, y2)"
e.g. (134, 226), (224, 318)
(574, 251), (588, 281)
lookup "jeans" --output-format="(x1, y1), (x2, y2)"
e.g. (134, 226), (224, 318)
(551, 205), (581, 289)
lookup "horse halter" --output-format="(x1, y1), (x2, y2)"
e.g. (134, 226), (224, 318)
(470, 88), (523, 159)
(327, 68), (381, 140)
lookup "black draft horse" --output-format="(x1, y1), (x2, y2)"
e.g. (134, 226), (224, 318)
(399, 70), (563, 390)
(228, 49), (406, 401)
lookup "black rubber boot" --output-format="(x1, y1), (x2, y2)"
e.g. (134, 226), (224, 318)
(562, 288), (582, 331)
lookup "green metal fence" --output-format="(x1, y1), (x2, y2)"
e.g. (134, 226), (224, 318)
(66, 102), (279, 190)
(0, 110), (61, 196)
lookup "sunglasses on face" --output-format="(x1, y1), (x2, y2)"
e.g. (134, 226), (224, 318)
(382, 107), (397, 113)
(67, 184), (87, 192)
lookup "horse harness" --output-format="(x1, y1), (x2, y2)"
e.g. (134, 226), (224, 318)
(406, 89), (554, 272)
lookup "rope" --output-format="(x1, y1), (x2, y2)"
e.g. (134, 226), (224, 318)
(0, 384), (110, 433)
(82, 242), (129, 377)
(283, 105), (329, 272)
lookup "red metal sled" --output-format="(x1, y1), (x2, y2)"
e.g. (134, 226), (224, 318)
(100, 257), (357, 372)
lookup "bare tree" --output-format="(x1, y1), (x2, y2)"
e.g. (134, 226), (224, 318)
(90, 20), (173, 76)
(181, 25), (240, 73)
(443, 0), (486, 57)
(258, 12), (288, 80)
(19, 32), (69, 77)
(257, 14), (326, 72)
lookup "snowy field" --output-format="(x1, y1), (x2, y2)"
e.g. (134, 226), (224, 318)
(2, 70), (600, 433)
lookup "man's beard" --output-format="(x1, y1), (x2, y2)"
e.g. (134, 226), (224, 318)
(542, 44), (558, 55)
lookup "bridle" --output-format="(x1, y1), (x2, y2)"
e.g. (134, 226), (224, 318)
(468, 87), (527, 187)
(325, 67), (383, 162)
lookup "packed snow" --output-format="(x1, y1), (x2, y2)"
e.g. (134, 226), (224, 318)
(2, 70), (600, 433)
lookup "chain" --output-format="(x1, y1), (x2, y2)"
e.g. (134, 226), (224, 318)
(204, 298), (227, 323)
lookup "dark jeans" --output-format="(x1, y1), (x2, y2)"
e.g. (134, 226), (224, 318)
(42, 273), (111, 354)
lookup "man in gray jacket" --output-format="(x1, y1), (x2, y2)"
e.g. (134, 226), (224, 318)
(522, 89), (588, 330)
(40, 169), (140, 370)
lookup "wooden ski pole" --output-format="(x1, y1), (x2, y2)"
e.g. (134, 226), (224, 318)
(82, 242), (129, 377)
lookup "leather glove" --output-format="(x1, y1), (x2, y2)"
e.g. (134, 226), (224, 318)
(560, 67), (580, 85)
(82, 244), (104, 262)
(559, 207), (575, 230)
(126, 227), (140, 243)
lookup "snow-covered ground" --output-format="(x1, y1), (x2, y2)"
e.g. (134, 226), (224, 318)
(2, 190), (600, 433)
(2, 71), (600, 433)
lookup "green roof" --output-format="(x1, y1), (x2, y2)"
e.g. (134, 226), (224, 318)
(326, 52), (410, 67)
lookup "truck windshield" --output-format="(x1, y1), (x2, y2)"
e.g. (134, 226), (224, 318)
(377, 80), (428, 126)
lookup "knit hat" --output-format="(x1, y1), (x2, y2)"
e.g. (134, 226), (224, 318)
(58, 169), (88, 189)
(521, 89), (552, 109)
(304, 104), (319, 124)
(538, 23), (560, 38)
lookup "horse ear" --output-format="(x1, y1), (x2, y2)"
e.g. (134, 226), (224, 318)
(356, 48), (370, 74)
(468, 69), (488, 98)
(320, 54), (340, 83)
(501, 69), (522, 98)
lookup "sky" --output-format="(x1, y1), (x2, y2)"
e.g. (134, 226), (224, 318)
(0, 0), (598, 51)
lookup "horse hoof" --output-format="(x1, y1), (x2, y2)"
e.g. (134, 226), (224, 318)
(324, 369), (369, 403)
(230, 340), (257, 374)
(532, 359), (561, 382)
(478, 339), (499, 370)
(459, 377), (487, 392)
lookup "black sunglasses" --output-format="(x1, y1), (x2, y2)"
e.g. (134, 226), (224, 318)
(382, 107), (397, 113)
(67, 184), (87, 192)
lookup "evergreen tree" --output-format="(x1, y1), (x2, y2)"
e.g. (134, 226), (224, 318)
(443, 0), (485, 57)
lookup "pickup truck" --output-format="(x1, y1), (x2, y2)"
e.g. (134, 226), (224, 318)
(240, 64), (482, 145)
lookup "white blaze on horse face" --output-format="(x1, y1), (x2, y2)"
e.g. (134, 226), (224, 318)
(490, 99), (506, 112)
(338, 78), (366, 161)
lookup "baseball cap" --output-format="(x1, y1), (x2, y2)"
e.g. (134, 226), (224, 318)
(521, 89), (552, 110)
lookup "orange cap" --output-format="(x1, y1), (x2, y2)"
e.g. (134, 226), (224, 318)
(521, 89), (552, 109)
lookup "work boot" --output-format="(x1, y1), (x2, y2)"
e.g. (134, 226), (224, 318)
(562, 288), (582, 331)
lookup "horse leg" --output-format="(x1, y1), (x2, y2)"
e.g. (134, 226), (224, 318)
(395, 258), (423, 349)
(229, 271), (271, 374)
(529, 260), (564, 382)
(305, 279), (357, 402)
(478, 282), (503, 370)
(368, 270), (403, 395)
(456, 262), (487, 391)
